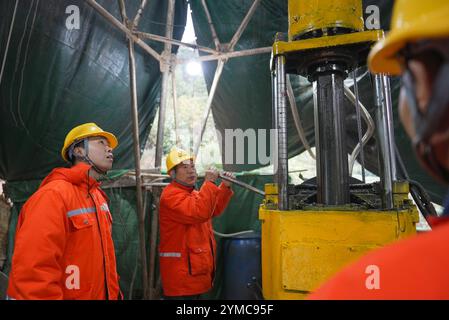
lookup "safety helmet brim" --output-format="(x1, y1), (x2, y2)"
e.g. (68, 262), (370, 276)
(369, 5), (449, 75)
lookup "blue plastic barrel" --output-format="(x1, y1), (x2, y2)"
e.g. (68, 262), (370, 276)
(222, 232), (262, 300)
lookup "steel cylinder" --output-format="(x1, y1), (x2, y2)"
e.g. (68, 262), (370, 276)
(374, 74), (396, 209)
(273, 56), (289, 210)
(313, 64), (350, 205)
(288, 0), (364, 40)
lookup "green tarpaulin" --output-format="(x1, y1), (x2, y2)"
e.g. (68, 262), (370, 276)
(0, 0), (187, 181)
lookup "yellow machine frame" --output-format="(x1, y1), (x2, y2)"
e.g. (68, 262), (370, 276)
(260, 182), (419, 299)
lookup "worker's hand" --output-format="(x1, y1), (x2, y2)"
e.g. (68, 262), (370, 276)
(221, 171), (236, 187)
(205, 168), (219, 183)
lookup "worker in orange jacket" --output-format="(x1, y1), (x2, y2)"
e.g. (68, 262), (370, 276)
(310, 0), (449, 299)
(159, 147), (234, 299)
(7, 123), (121, 300)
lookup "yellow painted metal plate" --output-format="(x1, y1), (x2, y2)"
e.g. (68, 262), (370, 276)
(272, 30), (384, 56)
(282, 243), (377, 291)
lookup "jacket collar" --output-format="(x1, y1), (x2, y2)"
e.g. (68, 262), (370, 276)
(171, 180), (195, 192)
(40, 162), (100, 191)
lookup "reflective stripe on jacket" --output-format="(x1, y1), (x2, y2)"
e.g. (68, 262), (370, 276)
(7, 163), (120, 300)
(159, 180), (233, 296)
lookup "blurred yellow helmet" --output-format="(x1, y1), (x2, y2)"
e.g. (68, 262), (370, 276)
(368, 0), (449, 75)
(61, 123), (118, 162)
(166, 147), (195, 172)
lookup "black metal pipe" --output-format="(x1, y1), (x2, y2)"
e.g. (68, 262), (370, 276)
(313, 64), (350, 205)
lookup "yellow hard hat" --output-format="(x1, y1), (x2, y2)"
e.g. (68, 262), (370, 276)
(166, 147), (195, 172)
(368, 0), (449, 75)
(61, 123), (118, 162)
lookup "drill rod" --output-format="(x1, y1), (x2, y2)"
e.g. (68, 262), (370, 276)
(218, 173), (265, 196)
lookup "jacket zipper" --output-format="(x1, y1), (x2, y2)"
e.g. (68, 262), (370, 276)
(89, 192), (109, 300)
(210, 236), (216, 286)
(187, 251), (192, 275)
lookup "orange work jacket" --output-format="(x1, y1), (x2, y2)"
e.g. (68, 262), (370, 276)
(7, 163), (120, 300)
(159, 180), (233, 296)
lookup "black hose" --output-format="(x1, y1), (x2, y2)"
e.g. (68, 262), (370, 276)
(395, 142), (438, 219)
(409, 180), (438, 217)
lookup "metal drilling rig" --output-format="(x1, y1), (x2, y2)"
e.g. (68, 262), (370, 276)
(259, 0), (419, 299)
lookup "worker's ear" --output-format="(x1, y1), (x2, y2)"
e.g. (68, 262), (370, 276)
(73, 145), (86, 159)
(169, 169), (175, 179)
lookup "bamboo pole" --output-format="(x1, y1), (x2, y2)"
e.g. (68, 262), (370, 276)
(228, 0), (261, 51)
(117, 0), (151, 300)
(151, 0), (176, 300)
(177, 47), (272, 64)
(118, 0), (127, 23)
(116, 0), (149, 300)
(201, 0), (221, 50)
(135, 31), (218, 55)
(172, 67), (180, 146)
(193, 59), (225, 157)
(133, 0), (148, 28)
(127, 21), (150, 303)
(86, 0), (161, 62)
(148, 186), (162, 299)
(154, 0), (176, 170)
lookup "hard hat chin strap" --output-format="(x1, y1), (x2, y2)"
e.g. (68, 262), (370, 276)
(70, 138), (107, 176)
(81, 154), (107, 176)
(171, 171), (195, 188)
(174, 178), (195, 188)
